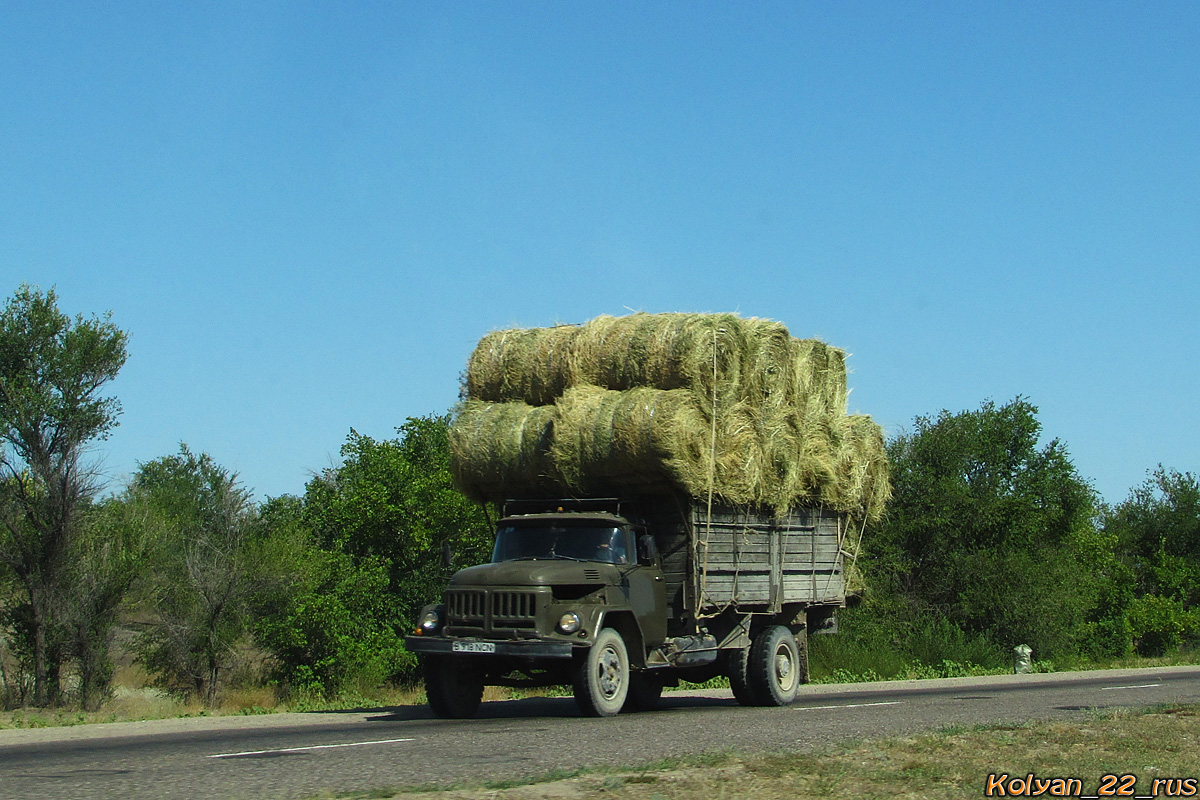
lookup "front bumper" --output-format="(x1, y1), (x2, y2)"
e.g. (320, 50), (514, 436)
(404, 635), (574, 659)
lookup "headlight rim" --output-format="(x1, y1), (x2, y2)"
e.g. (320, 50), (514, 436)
(557, 611), (582, 634)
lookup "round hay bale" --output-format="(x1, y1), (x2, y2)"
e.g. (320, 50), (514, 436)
(741, 318), (794, 411)
(762, 405), (838, 511)
(570, 313), (748, 414)
(826, 414), (890, 522)
(465, 325), (581, 406)
(551, 386), (708, 495)
(788, 338), (849, 417)
(449, 400), (560, 502)
(551, 386), (767, 508)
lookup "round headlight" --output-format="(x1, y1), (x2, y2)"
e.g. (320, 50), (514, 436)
(558, 612), (581, 634)
(419, 610), (441, 631)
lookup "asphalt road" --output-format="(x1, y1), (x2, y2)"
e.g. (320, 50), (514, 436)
(2, 665), (1198, 800)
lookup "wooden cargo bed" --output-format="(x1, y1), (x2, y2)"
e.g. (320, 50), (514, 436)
(640, 497), (849, 626)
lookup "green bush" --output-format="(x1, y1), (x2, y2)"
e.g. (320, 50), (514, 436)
(254, 549), (416, 697)
(809, 600), (1007, 682)
(1126, 594), (1198, 656)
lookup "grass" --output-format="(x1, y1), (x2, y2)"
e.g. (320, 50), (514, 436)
(329, 704), (1200, 800)
(806, 600), (1200, 686)
(807, 644), (1200, 687)
(0, 679), (430, 729)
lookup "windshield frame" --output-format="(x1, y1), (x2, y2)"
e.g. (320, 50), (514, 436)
(492, 520), (632, 565)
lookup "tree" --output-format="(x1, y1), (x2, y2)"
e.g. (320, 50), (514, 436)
(298, 415), (492, 685)
(64, 494), (158, 711)
(1103, 467), (1200, 654)
(0, 285), (128, 706)
(133, 445), (258, 706)
(247, 495), (408, 699)
(867, 398), (1110, 659)
(0, 560), (29, 707)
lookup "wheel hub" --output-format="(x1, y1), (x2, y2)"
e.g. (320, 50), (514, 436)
(775, 649), (793, 685)
(598, 646), (622, 698)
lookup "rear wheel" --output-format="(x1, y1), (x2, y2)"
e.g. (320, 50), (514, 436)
(748, 625), (802, 706)
(727, 645), (759, 706)
(573, 628), (629, 717)
(424, 655), (484, 719)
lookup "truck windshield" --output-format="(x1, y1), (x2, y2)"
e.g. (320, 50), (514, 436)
(493, 523), (629, 565)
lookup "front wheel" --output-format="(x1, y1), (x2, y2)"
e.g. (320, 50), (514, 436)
(573, 628), (629, 717)
(748, 625), (802, 706)
(424, 655), (485, 719)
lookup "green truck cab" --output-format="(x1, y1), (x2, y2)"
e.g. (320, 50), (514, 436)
(405, 496), (845, 718)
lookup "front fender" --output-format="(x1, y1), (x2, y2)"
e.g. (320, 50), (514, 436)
(593, 609), (645, 668)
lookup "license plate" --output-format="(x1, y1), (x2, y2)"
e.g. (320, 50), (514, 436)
(453, 641), (496, 654)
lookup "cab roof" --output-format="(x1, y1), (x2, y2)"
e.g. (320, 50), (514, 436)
(498, 511), (631, 527)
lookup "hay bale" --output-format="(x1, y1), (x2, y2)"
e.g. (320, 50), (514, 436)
(760, 405), (838, 512)
(449, 401), (560, 502)
(569, 313), (748, 414)
(551, 386), (707, 494)
(463, 313), (810, 414)
(789, 338), (848, 417)
(825, 414), (890, 522)
(548, 387), (771, 508)
(465, 325), (581, 406)
(742, 317), (794, 411)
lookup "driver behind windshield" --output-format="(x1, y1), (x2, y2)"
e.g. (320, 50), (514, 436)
(585, 527), (628, 564)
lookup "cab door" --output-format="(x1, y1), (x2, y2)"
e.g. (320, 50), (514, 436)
(625, 529), (668, 649)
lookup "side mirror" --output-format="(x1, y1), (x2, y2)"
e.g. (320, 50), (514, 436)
(441, 542), (453, 569)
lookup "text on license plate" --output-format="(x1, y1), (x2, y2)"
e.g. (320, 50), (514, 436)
(453, 641), (496, 653)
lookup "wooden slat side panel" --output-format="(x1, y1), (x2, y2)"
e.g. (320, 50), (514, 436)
(691, 502), (848, 609)
(781, 573), (846, 603)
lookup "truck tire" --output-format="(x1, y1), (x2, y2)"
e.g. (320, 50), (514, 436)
(727, 645), (759, 706)
(573, 628), (629, 717)
(624, 672), (664, 712)
(424, 655), (484, 719)
(748, 625), (802, 706)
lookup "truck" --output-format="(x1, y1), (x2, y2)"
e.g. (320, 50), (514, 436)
(404, 493), (853, 717)
(406, 312), (886, 718)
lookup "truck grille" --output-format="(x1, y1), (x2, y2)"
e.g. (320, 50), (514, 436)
(445, 589), (541, 636)
(492, 591), (536, 620)
(446, 589), (487, 622)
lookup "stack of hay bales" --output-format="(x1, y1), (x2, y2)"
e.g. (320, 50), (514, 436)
(451, 312), (889, 522)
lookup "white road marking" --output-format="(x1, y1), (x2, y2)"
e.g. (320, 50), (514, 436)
(796, 701), (903, 711)
(1100, 683), (1162, 691)
(208, 737), (414, 759)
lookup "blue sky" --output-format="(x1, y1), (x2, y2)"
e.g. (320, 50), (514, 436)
(2, 3), (1197, 505)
